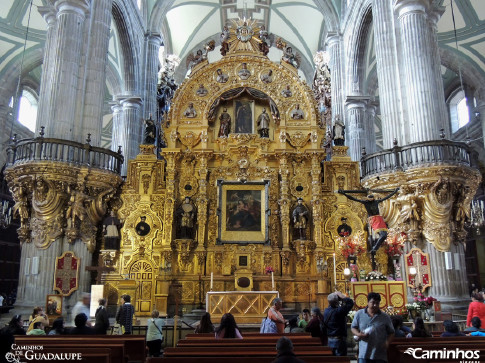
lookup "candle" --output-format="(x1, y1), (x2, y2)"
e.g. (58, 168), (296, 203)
(333, 253), (337, 289)
(271, 271), (275, 291)
(210, 272), (213, 291)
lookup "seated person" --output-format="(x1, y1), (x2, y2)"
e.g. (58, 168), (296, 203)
(284, 316), (304, 333)
(391, 315), (408, 338)
(440, 320), (465, 337)
(406, 317), (431, 338)
(271, 337), (306, 363)
(465, 317), (485, 333)
(215, 313), (242, 339)
(26, 321), (46, 336)
(70, 313), (96, 335)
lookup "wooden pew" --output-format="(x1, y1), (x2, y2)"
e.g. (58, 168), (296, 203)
(15, 335), (146, 363)
(176, 336), (322, 347)
(148, 357), (350, 363)
(388, 337), (485, 363)
(163, 345), (332, 357)
(27, 347), (111, 363)
(184, 332), (311, 338)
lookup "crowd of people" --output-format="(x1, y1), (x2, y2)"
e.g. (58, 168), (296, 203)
(2, 288), (485, 362)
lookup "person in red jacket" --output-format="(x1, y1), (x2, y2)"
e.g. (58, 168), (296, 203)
(467, 292), (485, 328)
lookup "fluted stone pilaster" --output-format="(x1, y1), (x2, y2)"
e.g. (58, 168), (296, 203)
(327, 33), (344, 121)
(36, 6), (57, 133)
(395, 0), (441, 143)
(364, 102), (377, 154)
(113, 97), (143, 175)
(345, 98), (367, 161)
(15, 237), (92, 313)
(77, 0), (113, 146)
(144, 33), (162, 121)
(42, 0), (89, 140)
(373, 0), (404, 147)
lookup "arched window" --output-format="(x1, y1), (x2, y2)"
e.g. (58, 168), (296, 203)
(449, 90), (471, 133)
(17, 90), (37, 132)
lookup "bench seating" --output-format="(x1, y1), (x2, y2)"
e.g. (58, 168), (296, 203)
(388, 337), (485, 363)
(148, 356), (351, 363)
(29, 347), (111, 363)
(176, 337), (322, 347)
(164, 345), (332, 357)
(15, 335), (146, 363)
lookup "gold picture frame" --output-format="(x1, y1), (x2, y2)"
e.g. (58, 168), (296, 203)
(46, 294), (62, 316)
(217, 181), (269, 244)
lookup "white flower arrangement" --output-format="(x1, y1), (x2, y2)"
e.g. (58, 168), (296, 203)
(365, 271), (387, 281)
(347, 310), (357, 322)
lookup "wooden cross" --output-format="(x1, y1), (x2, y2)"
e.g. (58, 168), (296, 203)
(85, 255), (115, 285)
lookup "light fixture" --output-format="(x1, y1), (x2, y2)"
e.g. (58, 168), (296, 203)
(0, 200), (12, 229)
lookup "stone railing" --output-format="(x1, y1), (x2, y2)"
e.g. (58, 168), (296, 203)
(6, 135), (123, 175)
(360, 140), (472, 179)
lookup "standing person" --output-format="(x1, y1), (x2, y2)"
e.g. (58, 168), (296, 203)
(298, 308), (310, 329)
(116, 294), (135, 335)
(351, 292), (395, 363)
(71, 293), (91, 326)
(94, 298), (110, 334)
(306, 307), (326, 345)
(215, 313), (243, 339)
(268, 298), (286, 334)
(146, 310), (164, 357)
(270, 337), (306, 363)
(467, 292), (485, 329)
(324, 291), (354, 356)
(195, 312), (215, 334)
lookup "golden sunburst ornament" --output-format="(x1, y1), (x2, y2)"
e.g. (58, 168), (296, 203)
(227, 18), (263, 53)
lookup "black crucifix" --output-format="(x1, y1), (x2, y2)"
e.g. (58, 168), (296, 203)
(85, 255), (115, 285)
(338, 188), (399, 270)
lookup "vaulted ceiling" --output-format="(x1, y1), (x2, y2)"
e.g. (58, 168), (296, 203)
(0, 0), (484, 94)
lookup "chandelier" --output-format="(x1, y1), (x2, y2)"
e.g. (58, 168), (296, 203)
(0, 199), (12, 229)
(469, 199), (485, 232)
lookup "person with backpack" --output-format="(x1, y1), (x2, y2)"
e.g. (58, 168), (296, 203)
(305, 307), (326, 345)
(324, 291), (354, 356)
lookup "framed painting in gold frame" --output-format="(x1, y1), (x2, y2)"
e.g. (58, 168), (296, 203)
(217, 180), (269, 244)
(46, 294), (62, 317)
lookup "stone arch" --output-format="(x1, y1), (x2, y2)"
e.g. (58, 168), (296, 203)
(106, 61), (123, 98)
(112, 0), (142, 95)
(345, 0), (373, 96)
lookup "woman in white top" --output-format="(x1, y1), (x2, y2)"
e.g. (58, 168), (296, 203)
(146, 310), (164, 357)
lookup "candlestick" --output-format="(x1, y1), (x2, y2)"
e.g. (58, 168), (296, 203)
(271, 271), (275, 291)
(333, 253), (337, 290)
(210, 272), (213, 291)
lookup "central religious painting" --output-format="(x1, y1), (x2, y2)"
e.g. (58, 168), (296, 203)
(218, 181), (269, 244)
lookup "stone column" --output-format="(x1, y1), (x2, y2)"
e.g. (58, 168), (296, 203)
(36, 5), (57, 133)
(364, 101), (377, 154)
(395, 0), (441, 143)
(143, 33), (162, 121)
(475, 90), (485, 148)
(345, 97), (367, 161)
(426, 242), (468, 308)
(42, 0), (90, 140)
(326, 33), (344, 122)
(77, 0), (114, 146)
(113, 97), (143, 175)
(373, 0), (404, 148)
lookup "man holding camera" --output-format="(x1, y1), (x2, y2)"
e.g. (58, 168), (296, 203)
(324, 291), (354, 356)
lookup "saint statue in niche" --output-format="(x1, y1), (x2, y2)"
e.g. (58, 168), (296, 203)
(235, 101), (252, 133)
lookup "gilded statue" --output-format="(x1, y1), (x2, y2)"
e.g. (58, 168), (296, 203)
(292, 198), (309, 240)
(257, 108), (270, 138)
(177, 197), (197, 239)
(218, 108), (231, 138)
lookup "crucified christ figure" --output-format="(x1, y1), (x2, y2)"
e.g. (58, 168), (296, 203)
(338, 188), (399, 264)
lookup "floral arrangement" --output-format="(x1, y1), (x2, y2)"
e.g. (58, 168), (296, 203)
(347, 310), (357, 322)
(337, 233), (366, 259)
(383, 306), (408, 316)
(365, 270), (387, 281)
(405, 293), (436, 311)
(385, 230), (407, 256)
(264, 266), (274, 274)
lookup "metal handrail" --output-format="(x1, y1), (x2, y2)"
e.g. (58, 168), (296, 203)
(361, 139), (472, 179)
(6, 136), (124, 175)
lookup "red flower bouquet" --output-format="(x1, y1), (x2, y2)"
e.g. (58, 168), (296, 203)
(265, 266), (274, 274)
(338, 235), (366, 259)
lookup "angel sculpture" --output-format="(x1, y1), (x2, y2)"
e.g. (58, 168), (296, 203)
(186, 49), (205, 71)
(282, 46), (301, 69)
(220, 26), (230, 56)
(258, 25), (273, 56)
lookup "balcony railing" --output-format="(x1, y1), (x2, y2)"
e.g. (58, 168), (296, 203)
(361, 140), (472, 179)
(6, 136), (124, 175)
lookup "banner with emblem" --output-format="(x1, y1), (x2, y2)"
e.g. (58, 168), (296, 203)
(405, 248), (432, 290)
(53, 251), (80, 296)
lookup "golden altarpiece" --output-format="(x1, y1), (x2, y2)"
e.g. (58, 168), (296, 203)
(102, 22), (410, 319)
(6, 20), (479, 320)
